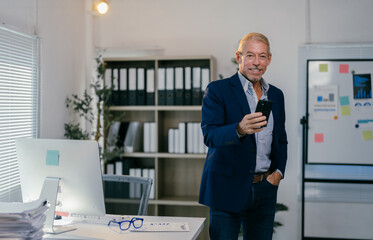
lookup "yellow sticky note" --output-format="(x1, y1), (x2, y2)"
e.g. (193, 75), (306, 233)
(319, 64), (328, 72)
(363, 130), (373, 140)
(340, 106), (351, 116)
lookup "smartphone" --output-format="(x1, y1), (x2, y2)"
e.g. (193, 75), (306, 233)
(255, 99), (273, 127)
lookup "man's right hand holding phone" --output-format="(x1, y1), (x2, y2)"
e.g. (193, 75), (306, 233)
(237, 112), (267, 135)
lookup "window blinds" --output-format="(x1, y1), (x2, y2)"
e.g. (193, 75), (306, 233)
(0, 26), (40, 201)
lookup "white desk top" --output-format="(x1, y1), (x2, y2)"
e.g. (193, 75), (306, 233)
(43, 215), (205, 240)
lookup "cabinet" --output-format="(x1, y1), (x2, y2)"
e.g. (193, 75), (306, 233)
(103, 56), (215, 240)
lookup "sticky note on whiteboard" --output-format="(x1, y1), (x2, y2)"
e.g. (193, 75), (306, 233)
(341, 106), (351, 116)
(339, 64), (349, 74)
(319, 64), (328, 72)
(314, 133), (324, 143)
(363, 130), (373, 140)
(46, 150), (59, 166)
(339, 96), (350, 106)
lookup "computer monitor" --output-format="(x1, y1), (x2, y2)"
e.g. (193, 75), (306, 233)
(16, 138), (106, 233)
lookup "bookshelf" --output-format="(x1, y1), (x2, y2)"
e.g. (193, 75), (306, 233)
(103, 56), (215, 240)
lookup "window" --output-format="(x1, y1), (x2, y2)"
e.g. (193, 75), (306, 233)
(0, 26), (40, 201)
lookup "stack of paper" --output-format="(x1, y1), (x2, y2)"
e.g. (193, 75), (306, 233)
(0, 198), (48, 240)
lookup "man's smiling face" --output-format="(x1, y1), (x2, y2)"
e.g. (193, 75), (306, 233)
(236, 39), (272, 82)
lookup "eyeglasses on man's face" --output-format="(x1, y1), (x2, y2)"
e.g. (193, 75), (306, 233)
(107, 217), (144, 231)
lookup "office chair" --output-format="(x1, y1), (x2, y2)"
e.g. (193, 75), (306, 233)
(102, 174), (153, 216)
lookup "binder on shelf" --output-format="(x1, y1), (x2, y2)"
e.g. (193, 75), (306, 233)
(198, 122), (205, 154)
(150, 122), (156, 153)
(192, 122), (200, 153)
(187, 122), (194, 154)
(114, 160), (123, 198)
(105, 68), (112, 88)
(178, 122), (186, 154)
(117, 158), (133, 198)
(175, 67), (184, 105)
(146, 69), (155, 105)
(124, 121), (143, 153)
(192, 67), (201, 105)
(117, 121), (130, 148)
(128, 68), (137, 105)
(129, 168), (136, 199)
(105, 163), (115, 198)
(143, 122), (156, 153)
(119, 68), (128, 105)
(166, 67), (174, 105)
(106, 163), (114, 175)
(106, 121), (121, 153)
(149, 168), (155, 199)
(142, 168), (149, 181)
(184, 67), (192, 105)
(111, 69), (119, 105)
(135, 168), (142, 198)
(201, 68), (210, 102)
(143, 122), (150, 153)
(168, 128), (175, 153)
(174, 129), (180, 154)
(137, 68), (145, 105)
(157, 68), (166, 105)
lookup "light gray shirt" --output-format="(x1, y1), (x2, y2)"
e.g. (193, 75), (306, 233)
(238, 72), (274, 173)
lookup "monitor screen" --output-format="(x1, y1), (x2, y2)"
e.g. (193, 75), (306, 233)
(16, 138), (106, 217)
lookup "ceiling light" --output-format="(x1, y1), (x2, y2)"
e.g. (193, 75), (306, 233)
(95, 0), (109, 15)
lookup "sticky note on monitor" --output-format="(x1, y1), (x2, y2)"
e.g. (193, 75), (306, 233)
(46, 150), (59, 166)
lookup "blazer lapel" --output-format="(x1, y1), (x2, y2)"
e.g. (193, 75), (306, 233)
(229, 74), (251, 115)
(229, 74), (256, 143)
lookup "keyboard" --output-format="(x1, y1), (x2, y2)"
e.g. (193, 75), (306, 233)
(67, 213), (134, 225)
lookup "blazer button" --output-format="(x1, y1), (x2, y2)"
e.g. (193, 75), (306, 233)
(251, 149), (256, 153)
(250, 170), (254, 174)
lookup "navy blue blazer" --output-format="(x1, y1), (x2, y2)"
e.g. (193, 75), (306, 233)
(199, 73), (288, 213)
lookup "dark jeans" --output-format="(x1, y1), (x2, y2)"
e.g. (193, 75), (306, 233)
(209, 180), (279, 240)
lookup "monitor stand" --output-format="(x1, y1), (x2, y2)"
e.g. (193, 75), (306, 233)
(39, 177), (76, 234)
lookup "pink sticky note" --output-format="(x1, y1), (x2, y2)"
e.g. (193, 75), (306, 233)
(339, 64), (349, 74)
(314, 133), (324, 143)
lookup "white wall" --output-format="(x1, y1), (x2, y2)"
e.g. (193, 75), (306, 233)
(0, 0), (90, 139)
(1, 0), (373, 239)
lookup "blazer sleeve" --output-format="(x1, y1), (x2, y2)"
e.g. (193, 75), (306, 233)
(201, 81), (243, 149)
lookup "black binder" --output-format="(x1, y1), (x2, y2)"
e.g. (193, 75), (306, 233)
(174, 67), (184, 105)
(192, 67), (201, 105)
(119, 68), (128, 105)
(128, 68), (137, 105)
(111, 69), (120, 106)
(157, 68), (166, 105)
(137, 68), (145, 105)
(166, 67), (174, 105)
(201, 68), (210, 102)
(146, 69), (155, 105)
(184, 67), (192, 105)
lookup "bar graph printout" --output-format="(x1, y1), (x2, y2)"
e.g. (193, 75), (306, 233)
(353, 73), (372, 99)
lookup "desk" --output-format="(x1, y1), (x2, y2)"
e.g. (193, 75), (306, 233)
(43, 215), (205, 240)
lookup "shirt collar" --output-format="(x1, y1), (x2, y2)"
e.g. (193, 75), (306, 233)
(237, 71), (270, 95)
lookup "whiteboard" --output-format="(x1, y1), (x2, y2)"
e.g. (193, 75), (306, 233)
(307, 59), (373, 165)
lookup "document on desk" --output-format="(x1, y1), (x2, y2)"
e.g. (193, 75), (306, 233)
(132, 222), (190, 232)
(0, 198), (48, 239)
